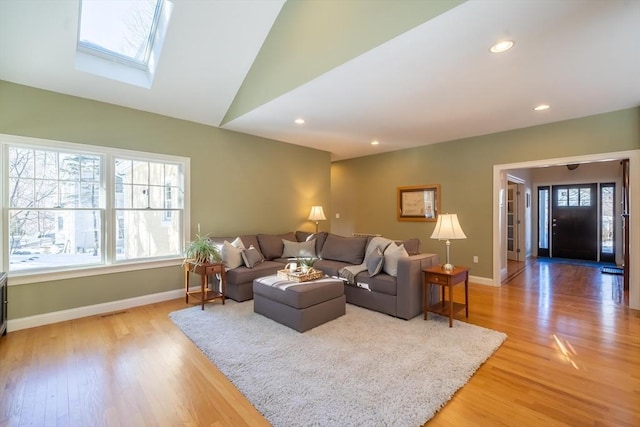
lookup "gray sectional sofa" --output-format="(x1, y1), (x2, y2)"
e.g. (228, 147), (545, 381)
(209, 231), (440, 320)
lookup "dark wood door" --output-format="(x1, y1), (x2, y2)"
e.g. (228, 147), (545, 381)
(552, 184), (598, 261)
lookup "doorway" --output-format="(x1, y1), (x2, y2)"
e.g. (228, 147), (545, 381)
(507, 180), (524, 261)
(492, 149), (639, 312)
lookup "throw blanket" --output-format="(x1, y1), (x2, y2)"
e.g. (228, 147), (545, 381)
(257, 275), (338, 291)
(339, 237), (393, 284)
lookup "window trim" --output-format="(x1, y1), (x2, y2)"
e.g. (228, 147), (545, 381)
(1, 134), (190, 286)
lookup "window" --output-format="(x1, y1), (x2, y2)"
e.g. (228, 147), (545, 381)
(8, 147), (103, 272)
(2, 135), (188, 278)
(75, 0), (174, 88)
(600, 183), (615, 262)
(114, 158), (183, 260)
(538, 186), (550, 256)
(78, 0), (162, 70)
(556, 186), (591, 207)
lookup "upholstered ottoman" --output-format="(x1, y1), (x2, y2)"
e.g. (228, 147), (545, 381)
(253, 275), (345, 332)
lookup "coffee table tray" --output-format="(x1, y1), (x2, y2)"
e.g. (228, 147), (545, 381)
(277, 268), (324, 282)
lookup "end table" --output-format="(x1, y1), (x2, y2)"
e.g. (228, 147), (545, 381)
(423, 265), (470, 327)
(184, 261), (226, 310)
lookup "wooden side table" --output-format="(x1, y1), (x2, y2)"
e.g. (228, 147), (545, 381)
(423, 265), (470, 327)
(184, 261), (226, 310)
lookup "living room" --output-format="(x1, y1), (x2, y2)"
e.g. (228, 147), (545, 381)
(0, 0), (639, 425)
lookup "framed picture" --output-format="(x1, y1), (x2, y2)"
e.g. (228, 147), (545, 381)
(397, 184), (441, 222)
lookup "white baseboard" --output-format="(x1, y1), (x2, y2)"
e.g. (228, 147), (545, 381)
(470, 275), (497, 286)
(7, 289), (183, 332)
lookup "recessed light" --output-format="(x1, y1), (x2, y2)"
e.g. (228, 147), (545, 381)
(371, 140), (380, 146)
(294, 118), (305, 125)
(534, 104), (550, 111)
(490, 40), (514, 53)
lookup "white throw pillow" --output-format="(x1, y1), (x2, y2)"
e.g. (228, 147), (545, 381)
(221, 237), (245, 269)
(281, 239), (316, 258)
(383, 243), (409, 277)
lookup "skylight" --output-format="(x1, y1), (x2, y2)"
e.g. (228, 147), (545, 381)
(75, 0), (172, 88)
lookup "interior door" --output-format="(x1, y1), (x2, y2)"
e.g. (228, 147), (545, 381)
(551, 184), (598, 260)
(507, 183), (520, 260)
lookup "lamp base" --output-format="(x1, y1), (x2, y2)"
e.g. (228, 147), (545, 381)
(441, 263), (455, 272)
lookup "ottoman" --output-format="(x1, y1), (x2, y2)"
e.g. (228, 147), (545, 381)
(253, 275), (346, 332)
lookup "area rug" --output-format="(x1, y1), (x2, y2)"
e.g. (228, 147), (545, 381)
(537, 257), (615, 269)
(170, 300), (507, 427)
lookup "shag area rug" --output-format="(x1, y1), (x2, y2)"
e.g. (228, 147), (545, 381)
(170, 300), (506, 427)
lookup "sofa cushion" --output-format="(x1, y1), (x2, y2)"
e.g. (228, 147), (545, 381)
(401, 238), (421, 256)
(383, 243), (409, 277)
(257, 232), (296, 260)
(224, 261), (283, 286)
(221, 238), (245, 269)
(313, 259), (352, 278)
(241, 246), (264, 268)
(321, 234), (367, 264)
(296, 231), (329, 255)
(354, 271), (397, 296)
(239, 235), (262, 257)
(282, 239), (316, 258)
(367, 247), (385, 276)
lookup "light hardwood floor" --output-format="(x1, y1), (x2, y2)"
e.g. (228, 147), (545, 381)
(1, 260), (638, 426)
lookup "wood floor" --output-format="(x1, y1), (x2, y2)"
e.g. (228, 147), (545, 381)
(1, 260), (638, 426)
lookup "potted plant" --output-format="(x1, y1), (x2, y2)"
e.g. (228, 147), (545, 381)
(297, 257), (317, 273)
(184, 227), (221, 268)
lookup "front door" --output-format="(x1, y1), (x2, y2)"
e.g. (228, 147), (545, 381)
(551, 184), (598, 260)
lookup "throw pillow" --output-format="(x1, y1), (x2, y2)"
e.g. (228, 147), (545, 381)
(383, 243), (409, 277)
(367, 247), (385, 276)
(281, 239), (317, 258)
(221, 238), (245, 269)
(241, 245), (264, 268)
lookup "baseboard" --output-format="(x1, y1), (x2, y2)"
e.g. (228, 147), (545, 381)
(470, 275), (496, 286)
(7, 289), (183, 332)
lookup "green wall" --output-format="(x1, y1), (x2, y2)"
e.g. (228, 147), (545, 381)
(331, 108), (640, 278)
(0, 81), (331, 319)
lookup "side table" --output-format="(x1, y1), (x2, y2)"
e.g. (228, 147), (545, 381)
(423, 265), (470, 327)
(184, 261), (226, 310)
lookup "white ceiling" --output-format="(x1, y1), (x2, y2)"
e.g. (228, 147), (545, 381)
(1, 0), (639, 161)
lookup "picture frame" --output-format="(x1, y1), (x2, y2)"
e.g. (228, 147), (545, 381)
(397, 184), (441, 222)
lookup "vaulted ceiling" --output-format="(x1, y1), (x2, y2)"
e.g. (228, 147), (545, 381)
(1, 0), (639, 161)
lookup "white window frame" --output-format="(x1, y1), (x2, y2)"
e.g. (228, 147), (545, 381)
(75, 0), (174, 89)
(1, 134), (190, 286)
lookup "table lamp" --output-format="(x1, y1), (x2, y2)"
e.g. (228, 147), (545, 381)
(430, 213), (466, 271)
(308, 206), (327, 233)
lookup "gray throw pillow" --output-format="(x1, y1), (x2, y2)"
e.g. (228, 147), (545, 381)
(241, 246), (264, 268)
(282, 239), (316, 258)
(367, 247), (384, 276)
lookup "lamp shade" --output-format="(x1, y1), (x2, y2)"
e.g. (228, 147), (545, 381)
(430, 214), (466, 240)
(308, 206), (327, 221)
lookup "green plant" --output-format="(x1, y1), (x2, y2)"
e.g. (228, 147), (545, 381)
(184, 231), (221, 267)
(296, 257), (317, 268)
